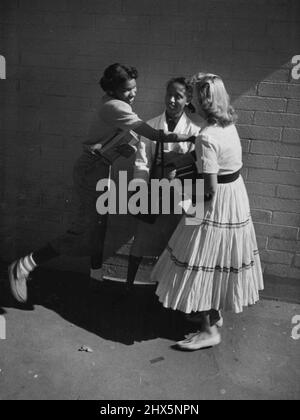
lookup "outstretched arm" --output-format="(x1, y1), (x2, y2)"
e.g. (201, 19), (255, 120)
(133, 122), (196, 144)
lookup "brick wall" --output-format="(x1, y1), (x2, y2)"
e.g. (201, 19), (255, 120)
(0, 0), (299, 280)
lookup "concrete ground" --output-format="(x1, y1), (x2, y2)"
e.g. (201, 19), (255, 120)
(0, 265), (299, 400)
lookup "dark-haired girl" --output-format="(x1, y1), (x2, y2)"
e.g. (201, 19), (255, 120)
(127, 77), (200, 287)
(151, 74), (264, 350)
(8, 63), (195, 303)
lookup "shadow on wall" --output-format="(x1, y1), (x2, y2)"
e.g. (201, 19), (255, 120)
(0, 0), (299, 270)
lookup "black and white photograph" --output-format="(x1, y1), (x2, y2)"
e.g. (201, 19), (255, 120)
(0, 0), (299, 402)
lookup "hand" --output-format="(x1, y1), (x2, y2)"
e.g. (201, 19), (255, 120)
(84, 143), (103, 155)
(186, 135), (196, 144)
(160, 131), (196, 143)
(158, 130), (178, 143)
(116, 144), (136, 158)
(165, 132), (179, 143)
(167, 169), (177, 180)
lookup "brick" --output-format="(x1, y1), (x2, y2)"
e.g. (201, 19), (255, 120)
(20, 24), (72, 41)
(277, 185), (300, 200)
(0, 8), (19, 25)
(120, 28), (176, 46)
(19, 0), (69, 11)
(272, 212), (300, 228)
(14, 11), (46, 26)
(251, 209), (272, 224)
(282, 128), (300, 144)
(241, 139), (251, 153)
(259, 250), (294, 265)
(201, 32), (233, 50)
(212, 18), (266, 35)
(264, 264), (299, 279)
(205, 19), (234, 34)
(277, 157), (300, 172)
(241, 166), (248, 180)
(39, 134), (65, 150)
(19, 37), (79, 55)
(233, 96), (287, 112)
(0, 0), (19, 9)
(254, 112), (300, 129)
(16, 66), (98, 84)
(245, 182), (276, 197)
(166, 15), (206, 33)
(98, 14), (152, 31)
(268, 238), (300, 253)
(249, 195), (300, 213)
(21, 80), (97, 99)
(243, 153), (278, 169)
(268, 16), (300, 32)
(288, 267), (300, 279)
(237, 125), (282, 141)
(46, 12), (96, 28)
(226, 80), (258, 96)
(294, 254), (300, 268)
(232, 51), (286, 69)
(258, 83), (300, 99)
(262, 69), (291, 83)
(0, 107), (40, 132)
(68, 0), (123, 13)
(4, 92), (41, 108)
(125, 0), (179, 15)
(248, 169), (300, 187)
(233, 36), (271, 53)
(254, 222), (298, 240)
(250, 142), (300, 158)
(231, 67), (289, 83)
(236, 110), (254, 124)
(40, 121), (86, 137)
(203, 50), (233, 68)
(232, 1), (283, 19)
(287, 100), (300, 114)
(40, 95), (91, 111)
(256, 235), (268, 251)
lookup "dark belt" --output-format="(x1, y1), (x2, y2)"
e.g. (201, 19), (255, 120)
(196, 170), (241, 202)
(195, 170), (240, 184)
(217, 170), (240, 184)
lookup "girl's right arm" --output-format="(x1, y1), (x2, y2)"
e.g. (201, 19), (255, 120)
(134, 122), (195, 144)
(102, 100), (195, 144)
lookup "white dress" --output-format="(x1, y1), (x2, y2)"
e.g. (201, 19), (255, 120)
(151, 124), (264, 314)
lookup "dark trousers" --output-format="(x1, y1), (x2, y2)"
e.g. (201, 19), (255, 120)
(50, 152), (110, 260)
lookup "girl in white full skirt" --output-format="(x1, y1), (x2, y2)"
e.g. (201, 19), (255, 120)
(151, 73), (264, 350)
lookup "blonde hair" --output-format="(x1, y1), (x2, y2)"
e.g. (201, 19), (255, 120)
(191, 73), (237, 127)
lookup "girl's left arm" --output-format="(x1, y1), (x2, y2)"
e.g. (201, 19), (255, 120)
(203, 173), (218, 201)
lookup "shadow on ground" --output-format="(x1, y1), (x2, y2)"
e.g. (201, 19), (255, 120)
(0, 264), (195, 346)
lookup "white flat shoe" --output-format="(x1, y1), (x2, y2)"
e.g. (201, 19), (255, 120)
(177, 332), (221, 351)
(8, 261), (29, 303)
(90, 268), (104, 282)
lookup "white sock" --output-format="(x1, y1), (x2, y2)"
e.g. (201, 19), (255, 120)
(19, 254), (37, 275)
(90, 268), (104, 281)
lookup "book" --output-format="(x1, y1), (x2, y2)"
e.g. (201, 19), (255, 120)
(97, 130), (140, 163)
